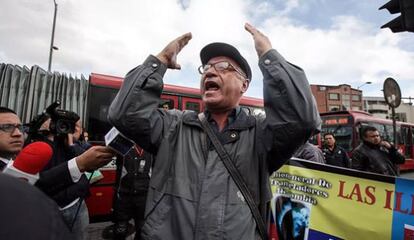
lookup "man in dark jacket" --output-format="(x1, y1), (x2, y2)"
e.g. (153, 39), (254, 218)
(112, 145), (152, 240)
(108, 23), (320, 239)
(322, 133), (350, 168)
(351, 126), (405, 176)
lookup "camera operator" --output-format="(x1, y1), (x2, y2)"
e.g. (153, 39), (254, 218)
(1, 106), (115, 239)
(67, 119), (92, 155)
(33, 109), (113, 240)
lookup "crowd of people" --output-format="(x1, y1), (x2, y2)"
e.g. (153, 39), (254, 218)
(0, 106), (115, 239)
(0, 22), (406, 240)
(294, 129), (405, 177)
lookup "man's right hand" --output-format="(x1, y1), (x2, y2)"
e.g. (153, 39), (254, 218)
(76, 146), (115, 172)
(380, 141), (392, 149)
(156, 32), (192, 70)
(245, 23), (272, 58)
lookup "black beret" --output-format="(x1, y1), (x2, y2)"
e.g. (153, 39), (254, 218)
(200, 42), (252, 81)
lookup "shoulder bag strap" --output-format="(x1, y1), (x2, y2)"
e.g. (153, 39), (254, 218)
(198, 113), (268, 240)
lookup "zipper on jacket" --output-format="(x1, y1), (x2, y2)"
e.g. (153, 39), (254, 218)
(194, 131), (209, 239)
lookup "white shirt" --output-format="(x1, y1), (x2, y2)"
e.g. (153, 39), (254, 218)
(68, 157), (83, 182)
(0, 157), (11, 168)
(60, 158), (84, 210)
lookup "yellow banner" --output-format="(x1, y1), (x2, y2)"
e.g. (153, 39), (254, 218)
(270, 159), (414, 240)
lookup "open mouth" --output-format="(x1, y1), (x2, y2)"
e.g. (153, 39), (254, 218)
(204, 80), (220, 92)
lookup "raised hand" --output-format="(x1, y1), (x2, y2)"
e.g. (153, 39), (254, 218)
(245, 23), (272, 58)
(156, 32), (192, 70)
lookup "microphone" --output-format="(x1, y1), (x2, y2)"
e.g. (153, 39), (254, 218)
(2, 141), (53, 184)
(105, 127), (134, 156)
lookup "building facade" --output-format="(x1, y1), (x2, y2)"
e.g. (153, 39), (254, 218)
(363, 96), (414, 123)
(311, 84), (363, 113)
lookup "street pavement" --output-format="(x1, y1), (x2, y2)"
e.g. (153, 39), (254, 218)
(401, 171), (414, 179)
(87, 221), (135, 240)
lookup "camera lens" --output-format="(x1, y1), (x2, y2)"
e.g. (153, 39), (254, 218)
(56, 119), (70, 134)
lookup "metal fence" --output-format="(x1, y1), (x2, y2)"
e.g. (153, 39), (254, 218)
(0, 63), (89, 124)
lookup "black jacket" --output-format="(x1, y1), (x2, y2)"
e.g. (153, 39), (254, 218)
(351, 141), (405, 176)
(323, 145), (350, 168)
(39, 140), (90, 207)
(115, 146), (152, 195)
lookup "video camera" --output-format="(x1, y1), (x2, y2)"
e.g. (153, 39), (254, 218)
(25, 101), (80, 144)
(47, 101), (80, 136)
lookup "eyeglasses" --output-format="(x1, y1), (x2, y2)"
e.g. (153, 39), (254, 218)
(0, 123), (25, 133)
(198, 61), (247, 79)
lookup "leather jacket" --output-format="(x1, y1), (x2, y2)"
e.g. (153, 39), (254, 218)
(115, 146), (152, 195)
(351, 141), (405, 176)
(322, 145), (350, 168)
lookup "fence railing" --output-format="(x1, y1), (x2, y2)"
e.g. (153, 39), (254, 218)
(0, 63), (89, 124)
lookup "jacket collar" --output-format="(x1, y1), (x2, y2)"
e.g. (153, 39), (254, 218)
(182, 107), (256, 130)
(363, 140), (380, 149)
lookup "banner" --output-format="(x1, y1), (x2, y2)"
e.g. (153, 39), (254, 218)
(270, 158), (414, 240)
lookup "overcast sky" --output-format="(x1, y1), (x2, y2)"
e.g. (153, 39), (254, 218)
(1, 0), (413, 99)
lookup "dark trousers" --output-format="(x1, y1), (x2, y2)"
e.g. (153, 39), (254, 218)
(113, 193), (147, 240)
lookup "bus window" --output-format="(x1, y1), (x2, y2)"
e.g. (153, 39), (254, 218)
(185, 101), (200, 112)
(401, 126), (411, 158)
(400, 126), (408, 145)
(382, 124), (401, 145)
(160, 95), (179, 109)
(385, 125), (396, 143)
(182, 97), (202, 113)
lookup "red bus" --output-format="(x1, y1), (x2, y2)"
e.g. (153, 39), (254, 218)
(320, 110), (414, 171)
(85, 73), (265, 221)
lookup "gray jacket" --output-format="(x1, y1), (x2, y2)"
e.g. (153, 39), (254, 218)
(108, 49), (320, 240)
(293, 142), (325, 164)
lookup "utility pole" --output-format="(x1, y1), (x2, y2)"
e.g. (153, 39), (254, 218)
(48, 0), (58, 72)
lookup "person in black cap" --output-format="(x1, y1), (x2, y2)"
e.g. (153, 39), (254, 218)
(108, 23), (320, 239)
